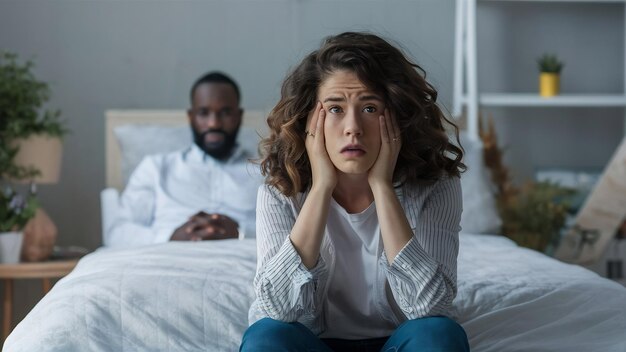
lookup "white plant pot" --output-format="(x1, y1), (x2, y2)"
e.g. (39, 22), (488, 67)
(0, 232), (24, 263)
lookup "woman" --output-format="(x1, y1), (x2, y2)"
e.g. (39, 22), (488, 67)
(241, 32), (469, 352)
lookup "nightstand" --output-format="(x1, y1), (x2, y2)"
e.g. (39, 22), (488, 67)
(0, 259), (78, 340)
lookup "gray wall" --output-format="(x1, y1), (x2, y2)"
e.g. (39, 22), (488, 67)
(0, 0), (623, 331)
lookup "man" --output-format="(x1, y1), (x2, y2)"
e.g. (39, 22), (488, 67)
(106, 72), (262, 247)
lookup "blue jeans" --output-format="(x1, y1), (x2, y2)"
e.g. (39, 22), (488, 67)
(240, 316), (470, 352)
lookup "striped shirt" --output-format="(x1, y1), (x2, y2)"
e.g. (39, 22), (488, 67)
(248, 176), (463, 336)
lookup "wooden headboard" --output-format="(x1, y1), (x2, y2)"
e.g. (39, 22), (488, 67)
(104, 109), (267, 190)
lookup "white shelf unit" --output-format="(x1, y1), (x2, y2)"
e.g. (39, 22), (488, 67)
(463, 94), (626, 107)
(453, 0), (626, 141)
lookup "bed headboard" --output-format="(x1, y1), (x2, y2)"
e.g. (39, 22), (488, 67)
(105, 109), (268, 191)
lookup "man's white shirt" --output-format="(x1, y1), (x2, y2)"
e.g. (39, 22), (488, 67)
(106, 143), (263, 247)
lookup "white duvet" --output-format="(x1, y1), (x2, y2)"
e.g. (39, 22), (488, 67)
(5, 234), (626, 352)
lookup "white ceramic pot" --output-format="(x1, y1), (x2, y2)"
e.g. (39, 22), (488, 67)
(0, 232), (24, 263)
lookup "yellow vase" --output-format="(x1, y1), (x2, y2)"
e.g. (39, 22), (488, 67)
(539, 73), (560, 97)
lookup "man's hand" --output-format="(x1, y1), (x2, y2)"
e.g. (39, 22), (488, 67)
(170, 212), (239, 241)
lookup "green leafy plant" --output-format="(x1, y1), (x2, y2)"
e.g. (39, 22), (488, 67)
(480, 114), (575, 253)
(537, 53), (564, 74)
(0, 186), (38, 232)
(498, 181), (575, 252)
(0, 51), (68, 180)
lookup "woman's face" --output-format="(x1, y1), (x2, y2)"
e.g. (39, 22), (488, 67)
(316, 70), (384, 175)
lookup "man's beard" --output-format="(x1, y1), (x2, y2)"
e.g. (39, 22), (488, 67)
(192, 125), (240, 160)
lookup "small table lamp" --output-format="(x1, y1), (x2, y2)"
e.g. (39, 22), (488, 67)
(12, 134), (62, 184)
(11, 134), (63, 262)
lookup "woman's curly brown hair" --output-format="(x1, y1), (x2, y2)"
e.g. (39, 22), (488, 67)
(260, 32), (465, 197)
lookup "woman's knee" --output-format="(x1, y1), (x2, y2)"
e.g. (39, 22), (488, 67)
(240, 318), (321, 352)
(387, 316), (469, 352)
(401, 316), (466, 336)
(243, 318), (298, 340)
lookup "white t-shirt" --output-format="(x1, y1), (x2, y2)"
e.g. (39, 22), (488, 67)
(320, 198), (397, 339)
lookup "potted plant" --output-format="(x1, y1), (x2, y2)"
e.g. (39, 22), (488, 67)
(0, 52), (67, 181)
(537, 53), (564, 97)
(0, 187), (38, 263)
(479, 115), (575, 253)
(498, 181), (575, 253)
(0, 51), (68, 261)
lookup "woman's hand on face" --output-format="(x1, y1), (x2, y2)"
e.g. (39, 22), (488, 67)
(306, 102), (337, 192)
(368, 109), (401, 189)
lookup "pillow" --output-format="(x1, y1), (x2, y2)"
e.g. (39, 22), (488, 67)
(114, 125), (192, 185)
(114, 125), (259, 186)
(458, 132), (502, 234)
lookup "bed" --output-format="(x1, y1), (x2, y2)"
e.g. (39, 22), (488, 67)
(4, 110), (626, 352)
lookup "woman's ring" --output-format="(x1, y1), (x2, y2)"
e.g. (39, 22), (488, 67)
(392, 137), (400, 142)
(306, 130), (316, 137)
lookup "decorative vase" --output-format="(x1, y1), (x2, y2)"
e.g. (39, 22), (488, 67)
(539, 73), (560, 97)
(21, 208), (57, 262)
(0, 231), (24, 263)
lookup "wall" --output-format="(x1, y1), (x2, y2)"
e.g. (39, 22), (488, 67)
(0, 0), (623, 337)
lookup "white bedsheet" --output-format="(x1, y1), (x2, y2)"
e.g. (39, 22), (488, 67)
(454, 235), (626, 351)
(5, 234), (626, 351)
